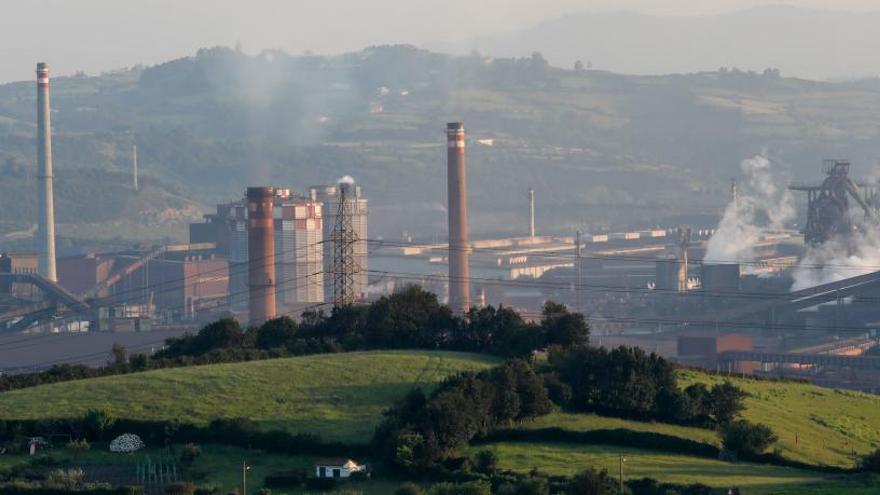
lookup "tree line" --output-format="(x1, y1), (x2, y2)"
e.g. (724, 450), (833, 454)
(0, 287), (587, 393)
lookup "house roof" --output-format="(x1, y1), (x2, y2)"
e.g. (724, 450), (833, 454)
(314, 458), (358, 467)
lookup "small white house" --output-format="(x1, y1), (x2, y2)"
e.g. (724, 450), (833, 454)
(314, 458), (366, 479)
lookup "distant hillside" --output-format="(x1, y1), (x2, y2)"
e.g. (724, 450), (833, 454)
(455, 6), (880, 80)
(3, 44), (880, 244)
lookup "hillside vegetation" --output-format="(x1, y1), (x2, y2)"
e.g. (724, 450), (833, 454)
(4, 45), (880, 244)
(2, 346), (880, 492)
(0, 350), (498, 443)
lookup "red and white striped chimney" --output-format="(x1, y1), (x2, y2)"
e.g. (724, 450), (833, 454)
(36, 62), (57, 282)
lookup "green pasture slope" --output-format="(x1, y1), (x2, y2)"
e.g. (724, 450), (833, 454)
(477, 369), (880, 493)
(0, 351), (498, 443)
(3, 350), (880, 492)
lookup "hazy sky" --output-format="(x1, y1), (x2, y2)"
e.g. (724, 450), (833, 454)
(1, 0), (877, 83)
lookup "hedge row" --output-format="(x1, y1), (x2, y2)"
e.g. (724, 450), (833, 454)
(0, 416), (365, 458)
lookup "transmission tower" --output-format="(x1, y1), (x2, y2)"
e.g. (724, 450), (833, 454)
(331, 184), (361, 307)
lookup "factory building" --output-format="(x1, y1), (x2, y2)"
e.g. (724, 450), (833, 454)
(0, 252), (40, 300)
(310, 182), (368, 303)
(193, 187), (330, 317)
(55, 247), (228, 323)
(274, 189), (324, 307)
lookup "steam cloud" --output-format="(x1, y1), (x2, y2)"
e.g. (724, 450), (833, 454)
(337, 175), (355, 185)
(791, 219), (880, 290)
(704, 155), (794, 265)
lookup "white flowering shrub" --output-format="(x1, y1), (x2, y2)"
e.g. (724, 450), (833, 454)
(109, 433), (145, 453)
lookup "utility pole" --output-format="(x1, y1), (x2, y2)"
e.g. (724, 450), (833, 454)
(618, 455), (625, 494)
(528, 188), (536, 238)
(241, 460), (250, 495)
(132, 143), (139, 192)
(575, 231), (582, 313)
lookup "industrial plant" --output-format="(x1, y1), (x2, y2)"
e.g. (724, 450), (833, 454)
(1, 62), (879, 395)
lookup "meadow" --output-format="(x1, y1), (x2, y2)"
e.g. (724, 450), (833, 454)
(0, 351), (498, 443)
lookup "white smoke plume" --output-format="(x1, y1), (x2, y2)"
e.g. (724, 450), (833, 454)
(704, 155), (794, 264)
(337, 175), (355, 185)
(791, 218), (880, 291)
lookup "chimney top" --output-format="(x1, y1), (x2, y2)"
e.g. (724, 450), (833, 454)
(246, 186), (274, 199)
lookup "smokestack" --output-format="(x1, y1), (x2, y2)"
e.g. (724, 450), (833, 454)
(247, 186), (276, 324)
(529, 188), (536, 238)
(132, 144), (139, 192)
(447, 122), (470, 313)
(36, 62), (57, 282)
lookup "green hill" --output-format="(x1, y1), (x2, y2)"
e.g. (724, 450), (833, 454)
(467, 368), (880, 494)
(3, 351), (880, 492)
(0, 350), (499, 443)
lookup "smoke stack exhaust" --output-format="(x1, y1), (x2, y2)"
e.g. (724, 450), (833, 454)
(247, 186), (276, 324)
(447, 122), (470, 313)
(36, 62), (57, 282)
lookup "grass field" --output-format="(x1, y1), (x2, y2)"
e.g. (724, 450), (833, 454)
(507, 370), (880, 469)
(680, 370), (880, 468)
(0, 444), (403, 495)
(470, 442), (876, 495)
(0, 351), (498, 443)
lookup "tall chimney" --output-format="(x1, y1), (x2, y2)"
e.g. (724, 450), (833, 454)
(36, 62), (57, 282)
(447, 122), (470, 313)
(529, 187), (536, 238)
(132, 143), (139, 192)
(247, 186), (276, 324)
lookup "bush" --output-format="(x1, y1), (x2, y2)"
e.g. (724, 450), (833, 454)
(180, 443), (201, 467)
(427, 481), (491, 495)
(860, 448), (880, 472)
(305, 478), (336, 491)
(166, 483), (196, 495)
(84, 409), (117, 440)
(109, 433), (145, 453)
(496, 478), (549, 495)
(46, 468), (84, 490)
(567, 468), (614, 495)
(263, 469), (307, 487)
(473, 450), (498, 474)
(720, 420), (777, 456)
(66, 439), (91, 452)
(396, 482), (422, 495)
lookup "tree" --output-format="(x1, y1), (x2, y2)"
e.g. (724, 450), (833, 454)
(111, 343), (128, 365)
(574, 60), (585, 72)
(720, 420), (777, 456)
(366, 285), (450, 348)
(860, 448), (880, 472)
(567, 468), (614, 495)
(709, 382), (746, 424)
(255, 316), (297, 349)
(541, 302), (589, 347)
